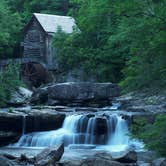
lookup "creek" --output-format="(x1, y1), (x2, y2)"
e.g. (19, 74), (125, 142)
(11, 105), (143, 153)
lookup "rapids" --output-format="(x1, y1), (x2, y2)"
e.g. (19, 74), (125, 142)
(13, 113), (143, 152)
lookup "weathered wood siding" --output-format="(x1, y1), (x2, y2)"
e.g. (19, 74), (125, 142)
(22, 18), (46, 62)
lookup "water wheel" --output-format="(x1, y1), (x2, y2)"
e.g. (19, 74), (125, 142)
(20, 62), (50, 87)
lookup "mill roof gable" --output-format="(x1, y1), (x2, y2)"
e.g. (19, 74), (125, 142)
(24, 13), (76, 35)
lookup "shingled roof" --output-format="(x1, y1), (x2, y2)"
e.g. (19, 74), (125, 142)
(33, 13), (76, 34)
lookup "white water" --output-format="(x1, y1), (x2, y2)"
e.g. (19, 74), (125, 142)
(108, 116), (129, 145)
(14, 113), (143, 151)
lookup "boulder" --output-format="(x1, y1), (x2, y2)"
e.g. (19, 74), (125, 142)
(0, 112), (23, 132)
(113, 151), (137, 163)
(0, 110), (65, 133)
(0, 110), (65, 146)
(18, 154), (34, 164)
(63, 159), (124, 166)
(31, 82), (120, 106)
(0, 131), (20, 146)
(137, 161), (151, 166)
(35, 143), (64, 166)
(25, 111), (65, 133)
(61, 151), (121, 166)
(152, 158), (166, 166)
(94, 117), (108, 135)
(8, 87), (32, 106)
(0, 155), (16, 166)
(0, 112), (22, 146)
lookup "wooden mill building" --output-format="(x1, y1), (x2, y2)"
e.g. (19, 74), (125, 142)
(21, 13), (76, 70)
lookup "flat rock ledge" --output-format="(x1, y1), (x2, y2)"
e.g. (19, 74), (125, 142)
(0, 110), (65, 146)
(31, 82), (120, 107)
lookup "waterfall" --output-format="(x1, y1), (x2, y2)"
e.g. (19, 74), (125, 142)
(14, 114), (136, 150)
(108, 116), (129, 145)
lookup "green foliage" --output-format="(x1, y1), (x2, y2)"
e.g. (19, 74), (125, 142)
(53, 0), (166, 88)
(0, 1), (22, 58)
(53, 0), (166, 87)
(53, 0), (125, 82)
(0, 63), (24, 107)
(6, 0), (70, 23)
(131, 115), (166, 156)
(130, 117), (148, 138)
(0, 0), (165, 90)
(8, 107), (13, 113)
(117, 0), (166, 90)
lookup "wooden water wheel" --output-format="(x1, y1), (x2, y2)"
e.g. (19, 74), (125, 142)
(20, 62), (50, 87)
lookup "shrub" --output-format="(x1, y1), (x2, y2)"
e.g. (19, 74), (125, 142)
(0, 62), (24, 107)
(131, 114), (166, 156)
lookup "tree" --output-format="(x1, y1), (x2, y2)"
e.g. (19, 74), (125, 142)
(118, 0), (166, 90)
(6, 0), (70, 23)
(53, 0), (166, 88)
(0, 1), (22, 58)
(53, 0), (125, 82)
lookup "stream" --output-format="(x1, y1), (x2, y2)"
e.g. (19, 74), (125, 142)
(0, 103), (144, 160)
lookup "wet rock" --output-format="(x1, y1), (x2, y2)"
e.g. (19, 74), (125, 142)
(31, 82), (120, 106)
(19, 154), (34, 163)
(31, 106), (68, 110)
(0, 112), (22, 146)
(94, 152), (113, 160)
(3, 153), (17, 160)
(63, 159), (123, 166)
(47, 99), (61, 106)
(94, 117), (108, 135)
(0, 112), (23, 132)
(113, 151), (137, 163)
(68, 144), (96, 150)
(0, 110), (65, 146)
(0, 155), (16, 166)
(83, 160), (124, 166)
(75, 107), (98, 112)
(86, 114), (95, 118)
(0, 131), (20, 146)
(31, 88), (48, 105)
(25, 112), (65, 133)
(0, 110), (65, 133)
(152, 158), (166, 166)
(35, 143), (64, 166)
(137, 161), (151, 166)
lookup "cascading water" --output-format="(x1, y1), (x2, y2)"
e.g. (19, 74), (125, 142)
(108, 116), (129, 145)
(14, 113), (140, 151)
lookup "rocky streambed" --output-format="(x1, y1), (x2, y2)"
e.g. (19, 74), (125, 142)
(0, 106), (160, 166)
(0, 82), (165, 166)
(0, 105), (156, 147)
